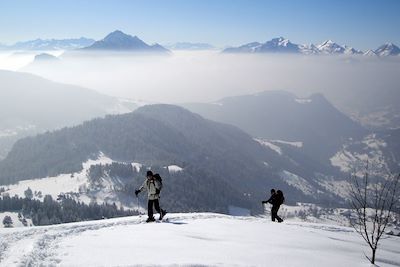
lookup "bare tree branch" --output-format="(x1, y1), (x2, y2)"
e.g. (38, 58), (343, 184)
(349, 162), (399, 264)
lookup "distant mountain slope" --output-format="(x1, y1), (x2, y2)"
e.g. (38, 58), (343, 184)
(21, 53), (61, 70)
(371, 128), (400, 173)
(81, 30), (169, 53)
(0, 104), (345, 213)
(32, 53), (59, 62)
(0, 70), (137, 159)
(182, 91), (366, 164)
(327, 83), (400, 130)
(181, 91), (400, 181)
(0, 70), (134, 129)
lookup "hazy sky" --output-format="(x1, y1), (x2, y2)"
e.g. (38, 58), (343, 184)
(0, 0), (399, 49)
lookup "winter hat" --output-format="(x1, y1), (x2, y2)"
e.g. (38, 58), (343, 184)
(146, 170), (154, 177)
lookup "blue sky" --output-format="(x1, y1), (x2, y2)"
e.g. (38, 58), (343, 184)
(0, 0), (399, 49)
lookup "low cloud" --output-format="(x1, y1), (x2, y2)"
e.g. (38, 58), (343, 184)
(2, 50), (400, 106)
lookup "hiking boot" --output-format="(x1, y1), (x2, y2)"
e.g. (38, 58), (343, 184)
(146, 216), (155, 223)
(159, 209), (167, 220)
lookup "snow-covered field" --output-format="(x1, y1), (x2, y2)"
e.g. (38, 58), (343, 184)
(0, 213), (399, 267)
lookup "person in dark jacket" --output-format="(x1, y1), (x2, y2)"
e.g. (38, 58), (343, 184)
(135, 170), (166, 222)
(262, 189), (284, 223)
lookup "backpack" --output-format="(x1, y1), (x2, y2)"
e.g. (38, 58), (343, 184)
(154, 173), (163, 191)
(276, 190), (285, 205)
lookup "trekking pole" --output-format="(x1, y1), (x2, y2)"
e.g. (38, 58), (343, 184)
(262, 202), (266, 217)
(136, 195), (141, 217)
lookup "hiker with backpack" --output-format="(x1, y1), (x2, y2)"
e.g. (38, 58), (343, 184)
(135, 170), (167, 222)
(262, 189), (284, 223)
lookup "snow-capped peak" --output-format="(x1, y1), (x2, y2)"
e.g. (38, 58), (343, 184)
(317, 40), (345, 54)
(374, 42), (400, 56)
(363, 49), (378, 56)
(320, 39), (334, 46)
(343, 45), (363, 55)
(267, 37), (293, 47)
(384, 42), (395, 47)
(257, 37), (300, 53)
(275, 37), (290, 46)
(299, 43), (319, 54)
(103, 30), (140, 42)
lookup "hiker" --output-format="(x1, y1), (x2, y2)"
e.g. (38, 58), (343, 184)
(135, 170), (167, 222)
(262, 189), (284, 223)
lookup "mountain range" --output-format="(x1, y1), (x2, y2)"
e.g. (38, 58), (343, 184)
(0, 104), (348, 214)
(2, 34), (398, 56)
(0, 37), (95, 51)
(223, 37), (400, 56)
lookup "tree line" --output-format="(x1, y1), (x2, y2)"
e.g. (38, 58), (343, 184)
(0, 192), (136, 226)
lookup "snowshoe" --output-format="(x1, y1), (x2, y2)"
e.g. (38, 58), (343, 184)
(159, 209), (167, 220)
(146, 216), (156, 223)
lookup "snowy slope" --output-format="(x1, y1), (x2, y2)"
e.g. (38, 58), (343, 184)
(0, 154), (142, 210)
(279, 170), (314, 196)
(330, 134), (390, 177)
(1, 154), (111, 199)
(0, 213), (399, 266)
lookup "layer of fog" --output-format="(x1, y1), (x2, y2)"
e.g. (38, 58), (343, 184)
(2, 50), (400, 107)
(0, 51), (63, 71)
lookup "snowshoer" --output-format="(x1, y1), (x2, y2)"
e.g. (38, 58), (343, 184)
(262, 189), (284, 223)
(135, 170), (167, 222)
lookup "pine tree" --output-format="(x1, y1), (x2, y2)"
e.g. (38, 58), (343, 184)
(24, 187), (33, 199)
(3, 215), (13, 227)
